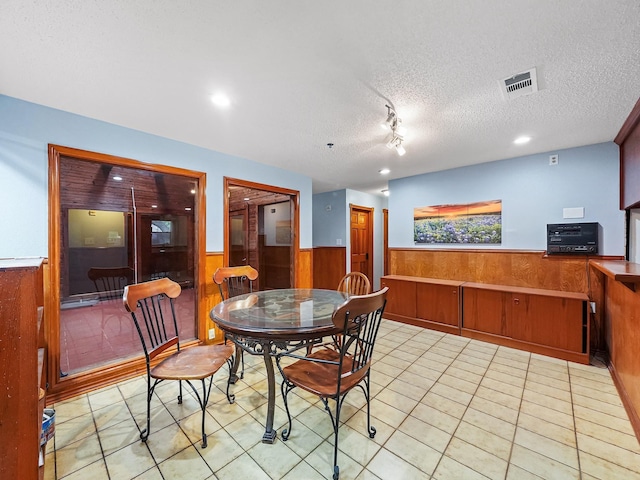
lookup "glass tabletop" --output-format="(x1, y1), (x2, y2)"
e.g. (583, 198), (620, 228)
(210, 288), (350, 335)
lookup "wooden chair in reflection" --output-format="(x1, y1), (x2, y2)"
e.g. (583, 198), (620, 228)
(276, 287), (388, 480)
(123, 278), (235, 448)
(88, 266), (135, 342)
(88, 266), (134, 301)
(213, 265), (258, 379)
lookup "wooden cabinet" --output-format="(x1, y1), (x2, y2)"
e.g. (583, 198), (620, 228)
(462, 282), (589, 364)
(381, 275), (462, 335)
(380, 275), (590, 364)
(0, 258), (46, 480)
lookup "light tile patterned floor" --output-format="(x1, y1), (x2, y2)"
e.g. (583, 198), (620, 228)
(44, 320), (640, 479)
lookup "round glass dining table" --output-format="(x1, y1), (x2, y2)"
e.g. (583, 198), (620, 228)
(210, 288), (349, 443)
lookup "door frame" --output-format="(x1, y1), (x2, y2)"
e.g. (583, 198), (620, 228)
(223, 177), (300, 287)
(349, 204), (374, 281)
(47, 144), (207, 402)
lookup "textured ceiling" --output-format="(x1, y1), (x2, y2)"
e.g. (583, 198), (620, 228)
(1, 1), (639, 195)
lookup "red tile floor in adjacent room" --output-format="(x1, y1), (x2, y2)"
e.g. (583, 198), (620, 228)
(59, 288), (197, 375)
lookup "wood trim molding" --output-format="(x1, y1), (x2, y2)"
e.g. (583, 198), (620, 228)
(47, 144), (207, 402)
(615, 96), (640, 145)
(616, 97), (640, 209)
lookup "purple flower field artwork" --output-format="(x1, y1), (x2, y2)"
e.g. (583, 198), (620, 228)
(414, 200), (502, 244)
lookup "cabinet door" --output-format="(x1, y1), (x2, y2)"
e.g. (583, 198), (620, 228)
(511, 294), (585, 352)
(462, 287), (510, 336)
(380, 278), (416, 318)
(417, 283), (459, 326)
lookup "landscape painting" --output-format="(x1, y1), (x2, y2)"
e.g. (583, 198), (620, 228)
(414, 200), (502, 244)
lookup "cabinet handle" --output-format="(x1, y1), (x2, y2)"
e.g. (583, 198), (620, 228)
(452, 290), (457, 294)
(513, 298), (520, 305)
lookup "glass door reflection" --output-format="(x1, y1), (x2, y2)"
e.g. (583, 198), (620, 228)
(59, 159), (197, 376)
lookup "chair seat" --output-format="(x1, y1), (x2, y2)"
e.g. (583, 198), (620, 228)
(282, 347), (368, 397)
(151, 343), (234, 381)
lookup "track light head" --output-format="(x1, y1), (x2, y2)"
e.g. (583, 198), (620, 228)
(383, 104), (407, 156)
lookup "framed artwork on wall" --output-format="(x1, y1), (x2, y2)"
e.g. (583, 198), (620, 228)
(414, 200), (502, 244)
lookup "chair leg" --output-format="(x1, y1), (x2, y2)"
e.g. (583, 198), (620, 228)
(280, 379), (295, 441)
(141, 376), (159, 442)
(141, 376), (152, 442)
(331, 397), (343, 480)
(362, 373), (376, 439)
(181, 377), (215, 448)
(225, 356), (236, 404)
(199, 378), (209, 448)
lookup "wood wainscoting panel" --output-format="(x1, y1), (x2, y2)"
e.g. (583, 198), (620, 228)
(313, 247), (346, 290)
(297, 248), (313, 289)
(204, 252), (224, 344)
(389, 248), (593, 292)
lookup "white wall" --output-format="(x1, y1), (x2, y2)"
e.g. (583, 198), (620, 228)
(388, 142), (624, 255)
(0, 95), (313, 258)
(262, 202), (291, 246)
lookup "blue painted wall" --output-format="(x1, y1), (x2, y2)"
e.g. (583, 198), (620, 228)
(0, 95), (313, 258)
(388, 142), (624, 255)
(312, 190), (347, 247)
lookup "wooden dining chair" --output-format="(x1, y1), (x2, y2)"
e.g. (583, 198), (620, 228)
(275, 287), (388, 480)
(213, 265), (258, 378)
(123, 277), (235, 448)
(337, 271), (371, 295)
(213, 265), (259, 299)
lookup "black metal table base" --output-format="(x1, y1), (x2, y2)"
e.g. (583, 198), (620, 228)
(226, 334), (320, 444)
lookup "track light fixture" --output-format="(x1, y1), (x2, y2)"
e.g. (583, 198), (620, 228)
(383, 104), (406, 156)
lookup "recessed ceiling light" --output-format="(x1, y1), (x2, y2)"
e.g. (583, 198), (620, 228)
(210, 93), (231, 108)
(381, 189), (390, 197)
(113, 176), (123, 181)
(190, 189), (196, 194)
(513, 136), (531, 145)
(151, 204), (157, 208)
(379, 168), (390, 175)
(185, 207), (192, 211)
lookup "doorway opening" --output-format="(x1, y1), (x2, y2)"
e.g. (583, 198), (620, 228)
(224, 178), (300, 289)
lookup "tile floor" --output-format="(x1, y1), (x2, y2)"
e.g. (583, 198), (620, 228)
(43, 320), (640, 479)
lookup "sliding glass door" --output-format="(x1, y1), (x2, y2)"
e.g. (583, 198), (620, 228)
(49, 145), (205, 399)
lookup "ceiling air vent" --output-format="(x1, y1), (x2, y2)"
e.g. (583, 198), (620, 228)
(500, 67), (538, 100)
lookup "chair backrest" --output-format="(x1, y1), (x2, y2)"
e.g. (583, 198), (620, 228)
(213, 265), (259, 300)
(89, 266), (135, 301)
(331, 286), (388, 385)
(337, 272), (371, 296)
(122, 277), (182, 362)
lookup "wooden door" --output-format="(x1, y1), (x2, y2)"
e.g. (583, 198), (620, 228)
(350, 205), (373, 280)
